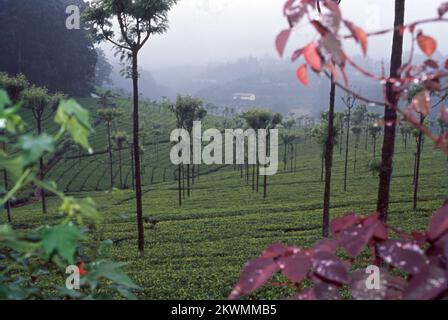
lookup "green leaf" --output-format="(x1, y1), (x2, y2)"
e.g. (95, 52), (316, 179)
(0, 90), (11, 107)
(0, 225), (39, 254)
(42, 224), (86, 264)
(0, 153), (23, 181)
(55, 99), (93, 150)
(17, 134), (54, 168)
(0, 283), (39, 300)
(83, 260), (139, 290)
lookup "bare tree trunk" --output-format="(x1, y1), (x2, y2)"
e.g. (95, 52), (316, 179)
(373, 137), (377, 159)
(252, 164), (255, 191)
(37, 118), (47, 214)
(339, 120), (344, 155)
(246, 155), (249, 185)
(130, 143), (135, 191)
(132, 51), (145, 254)
(377, 0), (405, 222)
(263, 133), (270, 199)
(320, 147), (324, 182)
(107, 121), (114, 189)
(294, 144), (298, 173)
(1, 139), (11, 222)
(119, 148), (123, 188)
(182, 165), (186, 199)
(178, 165), (182, 206)
(290, 145), (294, 171)
(344, 108), (351, 191)
(323, 80), (336, 237)
(413, 115), (424, 210)
(187, 164), (191, 197)
(284, 144), (288, 171)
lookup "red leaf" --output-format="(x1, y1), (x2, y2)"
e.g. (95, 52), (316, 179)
(321, 0), (342, 19)
(313, 239), (338, 254)
(293, 288), (317, 300)
(311, 20), (329, 36)
(403, 265), (448, 300)
(438, 2), (448, 17)
(291, 48), (304, 62)
(330, 213), (360, 236)
(338, 224), (373, 257)
(411, 231), (427, 246)
(313, 283), (341, 300)
(229, 258), (280, 300)
(411, 90), (431, 117)
(276, 29), (291, 57)
(312, 251), (349, 285)
(261, 243), (288, 259)
(349, 269), (406, 300)
(344, 21), (368, 56)
(77, 261), (88, 277)
(296, 64), (309, 86)
(279, 253), (312, 283)
(376, 240), (427, 275)
(325, 63), (338, 82)
(363, 213), (388, 241)
(339, 65), (349, 87)
(303, 42), (322, 71)
(427, 202), (448, 241)
(417, 32), (437, 57)
(424, 59), (439, 69)
(440, 107), (448, 125)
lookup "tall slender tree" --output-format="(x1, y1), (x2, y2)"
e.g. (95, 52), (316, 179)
(376, 0), (405, 222)
(0, 73), (30, 221)
(84, 0), (179, 253)
(242, 108), (282, 198)
(98, 108), (123, 189)
(341, 94), (357, 191)
(22, 86), (64, 214)
(112, 130), (129, 189)
(317, 0), (341, 238)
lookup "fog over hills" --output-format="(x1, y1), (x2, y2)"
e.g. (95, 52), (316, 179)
(108, 55), (386, 117)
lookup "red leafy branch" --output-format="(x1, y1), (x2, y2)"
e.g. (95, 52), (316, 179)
(276, 0), (448, 153)
(230, 201), (448, 300)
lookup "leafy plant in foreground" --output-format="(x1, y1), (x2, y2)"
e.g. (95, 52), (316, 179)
(230, 202), (448, 300)
(0, 90), (138, 299)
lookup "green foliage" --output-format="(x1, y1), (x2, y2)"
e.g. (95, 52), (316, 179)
(171, 95), (207, 131)
(112, 131), (129, 148)
(0, 1), (97, 96)
(98, 108), (123, 123)
(241, 108), (282, 130)
(17, 134), (54, 168)
(42, 224), (86, 264)
(0, 91), (138, 300)
(55, 99), (95, 150)
(0, 73), (29, 102)
(83, 0), (179, 48)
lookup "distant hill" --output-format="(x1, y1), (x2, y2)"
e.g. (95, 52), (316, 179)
(108, 53), (445, 116)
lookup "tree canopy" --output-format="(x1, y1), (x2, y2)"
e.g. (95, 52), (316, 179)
(0, 0), (97, 96)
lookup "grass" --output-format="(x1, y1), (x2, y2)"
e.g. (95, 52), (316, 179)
(2, 112), (447, 299)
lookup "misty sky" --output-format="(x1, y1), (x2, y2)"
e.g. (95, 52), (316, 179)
(103, 0), (448, 70)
